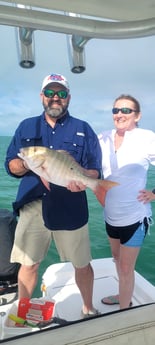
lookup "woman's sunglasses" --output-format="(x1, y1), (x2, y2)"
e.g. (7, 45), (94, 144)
(43, 89), (69, 99)
(112, 108), (137, 114)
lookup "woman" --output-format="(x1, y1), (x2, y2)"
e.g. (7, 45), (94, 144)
(98, 94), (155, 309)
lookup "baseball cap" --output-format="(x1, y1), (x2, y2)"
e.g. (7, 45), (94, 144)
(41, 74), (70, 91)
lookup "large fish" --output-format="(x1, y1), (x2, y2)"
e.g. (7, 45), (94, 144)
(18, 146), (118, 206)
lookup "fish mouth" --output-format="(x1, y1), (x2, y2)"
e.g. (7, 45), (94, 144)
(19, 147), (47, 168)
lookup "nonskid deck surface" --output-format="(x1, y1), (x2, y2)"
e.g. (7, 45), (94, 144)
(42, 258), (155, 321)
(1, 258), (155, 340)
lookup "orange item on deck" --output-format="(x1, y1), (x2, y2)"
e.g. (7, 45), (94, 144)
(17, 298), (55, 323)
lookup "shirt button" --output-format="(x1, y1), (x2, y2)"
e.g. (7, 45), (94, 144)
(52, 131), (55, 134)
(49, 145), (53, 149)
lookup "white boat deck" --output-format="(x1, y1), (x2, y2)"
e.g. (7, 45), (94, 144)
(1, 257), (155, 342)
(42, 257), (155, 320)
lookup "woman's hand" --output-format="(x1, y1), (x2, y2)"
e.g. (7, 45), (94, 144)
(137, 189), (155, 203)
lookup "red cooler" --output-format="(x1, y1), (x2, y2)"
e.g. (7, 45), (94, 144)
(17, 298), (55, 323)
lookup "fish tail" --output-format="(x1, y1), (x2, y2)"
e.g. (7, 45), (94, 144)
(93, 179), (118, 206)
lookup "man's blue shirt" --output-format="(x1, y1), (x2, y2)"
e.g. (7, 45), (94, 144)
(5, 111), (102, 230)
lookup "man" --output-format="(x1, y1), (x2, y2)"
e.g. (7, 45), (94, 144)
(5, 73), (102, 317)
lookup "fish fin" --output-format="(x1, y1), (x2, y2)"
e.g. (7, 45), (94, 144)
(57, 150), (69, 154)
(94, 180), (118, 206)
(57, 150), (74, 157)
(40, 177), (51, 191)
(57, 150), (79, 165)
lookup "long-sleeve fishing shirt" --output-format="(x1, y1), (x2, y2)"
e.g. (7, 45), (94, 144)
(5, 111), (102, 230)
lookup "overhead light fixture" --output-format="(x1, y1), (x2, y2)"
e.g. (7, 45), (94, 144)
(66, 12), (90, 73)
(67, 34), (90, 73)
(15, 27), (35, 68)
(14, 4), (35, 68)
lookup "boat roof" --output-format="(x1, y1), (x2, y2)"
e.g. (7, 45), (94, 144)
(0, 0), (155, 39)
(1, 1), (155, 71)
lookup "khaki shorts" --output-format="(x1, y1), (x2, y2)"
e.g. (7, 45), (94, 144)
(11, 200), (92, 268)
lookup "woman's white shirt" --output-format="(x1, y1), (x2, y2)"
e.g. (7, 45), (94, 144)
(98, 128), (155, 226)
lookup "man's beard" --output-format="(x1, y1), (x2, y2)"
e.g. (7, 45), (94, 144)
(43, 100), (69, 119)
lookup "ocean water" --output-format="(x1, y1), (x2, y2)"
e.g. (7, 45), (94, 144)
(0, 136), (155, 297)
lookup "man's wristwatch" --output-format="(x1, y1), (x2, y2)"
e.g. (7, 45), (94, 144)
(152, 189), (155, 194)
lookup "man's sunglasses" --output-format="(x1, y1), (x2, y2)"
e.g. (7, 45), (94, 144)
(43, 89), (69, 99)
(112, 108), (137, 115)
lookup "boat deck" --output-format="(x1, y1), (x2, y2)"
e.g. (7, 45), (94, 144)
(1, 257), (155, 342)
(42, 257), (155, 321)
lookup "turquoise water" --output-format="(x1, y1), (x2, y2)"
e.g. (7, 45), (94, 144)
(0, 136), (155, 297)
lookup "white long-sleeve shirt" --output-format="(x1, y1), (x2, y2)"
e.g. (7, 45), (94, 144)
(98, 128), (155, 226)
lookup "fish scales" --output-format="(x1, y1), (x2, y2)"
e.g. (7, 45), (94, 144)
(18, 146), (118, 205)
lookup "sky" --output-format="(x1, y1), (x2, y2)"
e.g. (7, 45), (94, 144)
(1, 24), (155, 136)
